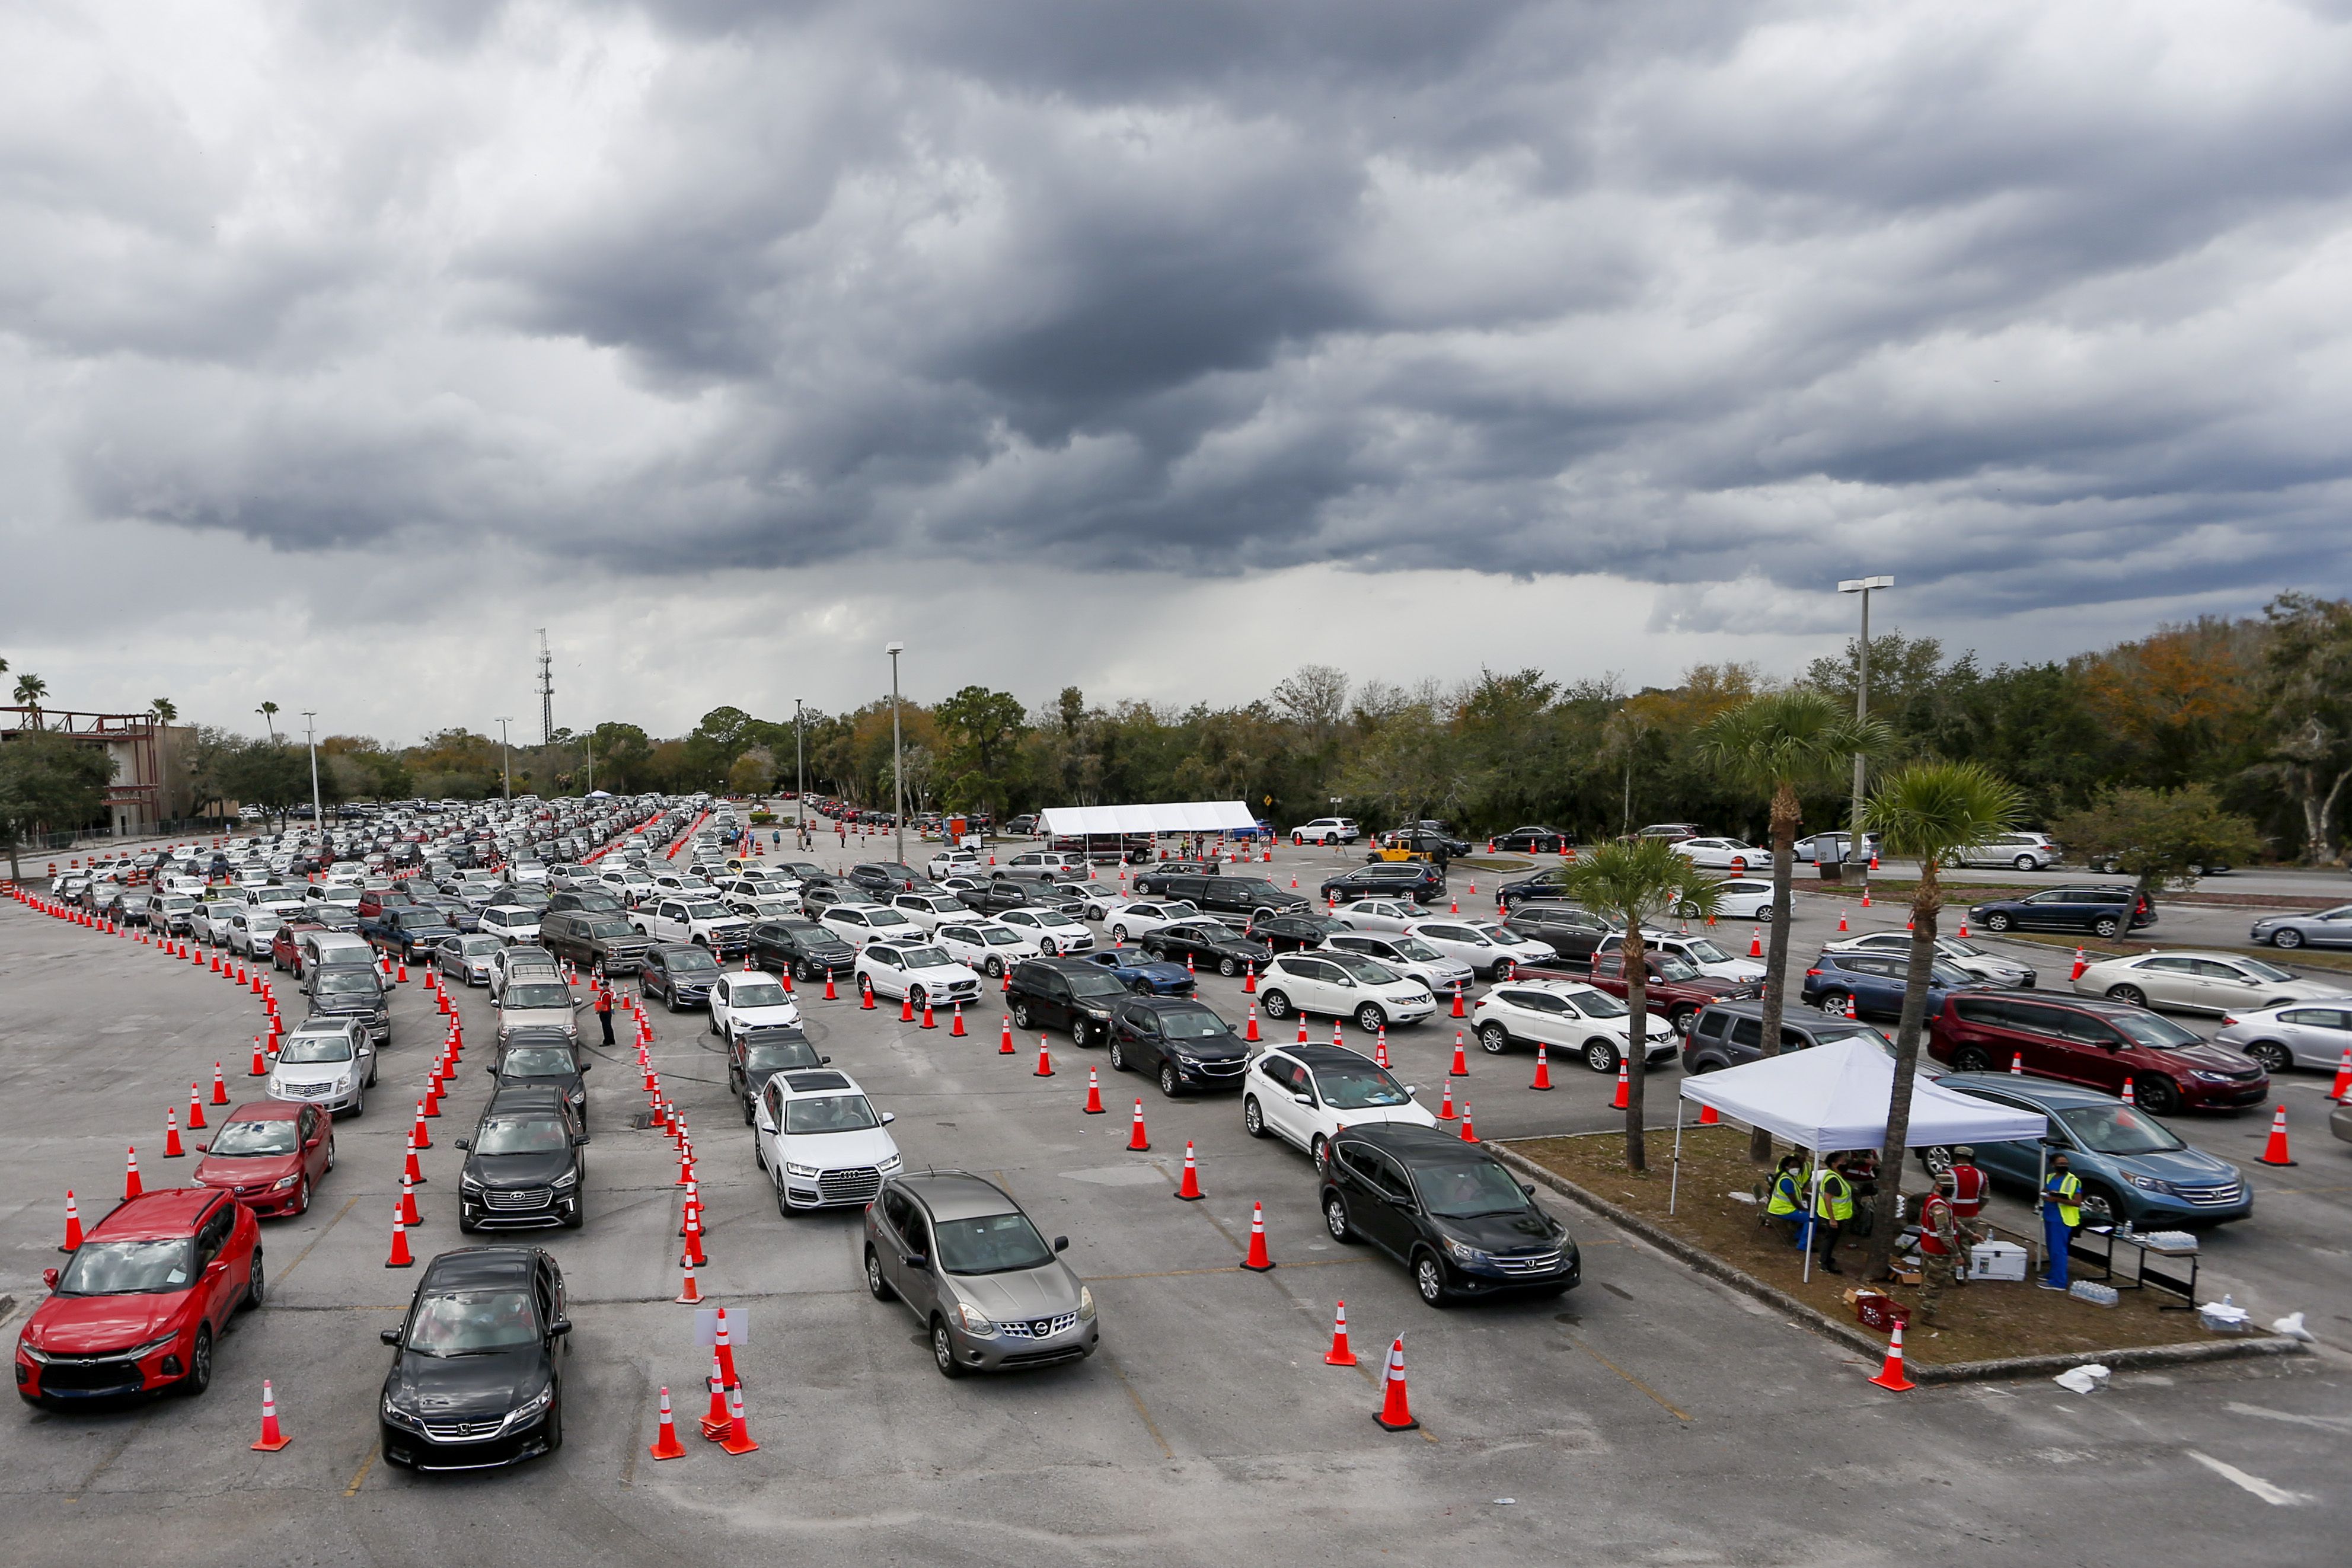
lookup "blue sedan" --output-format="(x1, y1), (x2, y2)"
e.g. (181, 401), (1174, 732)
(1801, 949), (1990, 1022)
(1932, 1073), (2251, 1226)
(1078, 946), (1195, 996)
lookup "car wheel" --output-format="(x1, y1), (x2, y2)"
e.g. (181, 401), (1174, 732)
(324, 1138), (335, 1172)
(2014, 855), (2037, 871)
(1983, 913), (2012, 932)
(2244, 1039), (2293, 1074)
(1584, 1038), (1617, 1074)
(180, 1326), (215, 1397)
(1477, 1023), (1510, 1055)
(2271, 929), (2303, 950)
(1072, 1018), (1094, 1049)
(666, 990), (682, 1014)
(1820, 991), (1853, 1018)
(743, 1093), (757, 1126)
(2105, 984), (2147, 1007)
(243, 1250), (266, 1311)
(2092, 916), (2121, 938)
(1413, 1252), (1451, 1308)
(864, 1247), (895, 1301)
(1311, 1134), (1330, 1172)
(931, 1317), (966, 1379)
(1040, 939), (1059, 957)
(1756, 904), (1774, 923)
(1010, 1001), (1034, 1030)
(1952, 1046), (1992, 1072)
(1260, 989), (1291, 1019)
(775, 1168), (796, 1218)
(1109, 1039), (1128, 1072)
(909, 986), (927, 1011)
(1355, 1002), (1387, 1033)
(1160, 1062), (1179, 1097)
(1492, 959), (1517, 982)
(1325, 1194), (1354, 1242)
(2136, 1077), (2181, 1114)
(1111, 925), (1129, 942)
(1244, 1096), (1267, 1138)
(1669, 1006), (1697, 1037)
(1218, 956), (1239, 978)
(543, 1393), (563, 1451)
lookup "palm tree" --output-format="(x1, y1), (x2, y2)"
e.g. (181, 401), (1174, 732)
(256, 701), (279, 743)
(1699, 689), (1893, 1163)
(14, 673), (47, 730)
(1858, 759), (2024, 1279)
(150, 698), (177, 724)
(1555, 836), (1724, 1171)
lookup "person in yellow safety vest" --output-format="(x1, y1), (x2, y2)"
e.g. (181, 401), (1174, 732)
(2039, 1152), (2083, 1291)
(1764, 1154), (1807, 1244)
(1810, 1157), (1856, 1274)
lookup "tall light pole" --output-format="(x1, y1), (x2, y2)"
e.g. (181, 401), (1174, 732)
(301, 711), (322, 830)
(885, 644), (905, 867)
(493, 717), (513, 801)
(1836, 576), (1894, 892)
(794, 698), (805, 845)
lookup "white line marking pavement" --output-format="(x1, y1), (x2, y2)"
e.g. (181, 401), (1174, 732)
(2186, 1449), (2307, 1505)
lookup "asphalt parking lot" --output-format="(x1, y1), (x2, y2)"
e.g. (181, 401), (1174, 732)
(3, 837), (2348, 1566)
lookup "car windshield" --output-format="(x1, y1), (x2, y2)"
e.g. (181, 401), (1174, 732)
(1682, 940), (1732, 963)
(1651, 956), (1702, 981)
(979, 928), (1025, 946)
(1159, 1008), (1231, 1040)
(743, 1039), (822, 1072)
(783, 1094), (880, 1133)
(1327, 953), (1401, 985)
(868, 909), (914, 926)
(684, 902), (727, 920)
(574, 918), (629, 938)
(506, 983), (572, 1010)
(2233, 958), (2297, 983)
(58, 1238), (196, 1296)
(277, 1033), (355, 1064)
(899, 945), (951, 968)
(1390, 937), (1445, 962)
(933, 1212), (1055, 1276)
(732, 981), (790, 1007)
(459, 936), (502, 955)
(315, 970), (379, 995)
(473, 1114), (570, 1154)
(2057, 1104), (2187, 1155)
(1566, 989), (1627, 1018)
(2111, 1013), (2202, 1049)
(404, 1288), (539, 1355)
(1415, 1159), (1533, 1219)
(1929, 961), (1980, 986)
(1184, 921), (1243, 943)
(1480, 926), (1538, 947)
(1028, 911), (1079, 927)
(1316, 1064), (1413, 1109)
(500, 1048), (576, 1078)
(1940, 937), (1988, 957)
(669, 949), (722, 975)
(209, 1117), (301, 1156)
(1067, 970), (1129, 998)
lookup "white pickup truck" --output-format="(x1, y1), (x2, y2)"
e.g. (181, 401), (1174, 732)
(631, 896), (754, 957)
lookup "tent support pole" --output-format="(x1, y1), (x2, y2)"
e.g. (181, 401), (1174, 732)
(1801, 1165), (1823, 1285)
(1669, 1101), (1685, 1215)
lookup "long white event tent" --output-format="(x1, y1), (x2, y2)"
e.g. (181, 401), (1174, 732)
(1036, 802), (1261, 836)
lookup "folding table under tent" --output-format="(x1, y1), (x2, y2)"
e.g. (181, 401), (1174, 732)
(1671, 1039), (2046, 1280)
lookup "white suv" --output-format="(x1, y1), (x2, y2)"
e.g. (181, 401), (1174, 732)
(1322, 931), (1475, 998)
(927, 848), (985, 881)
(753, 1066), (902, 1212)
(994, 907), (1094, 955)
(821, 903), (924, 950)
(1593, 931), (1763, 983)
(1257, 951), (1438, 1033)
(934, 920), (1042, 977)
(1470, 979), (1677, 1074)
(709, 970), (803, 1038)
(1400, 918), (1556, 980)
(1105, 900), (1200, 943)
(1290, 817), (1359, 845)
(1242, 1045), (1434, 1166)
(1951, 832), (2062, 871)
(854, 940), (984, 1010)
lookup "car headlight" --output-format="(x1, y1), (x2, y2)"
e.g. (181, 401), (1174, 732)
(784, 1161), (820, 1178)
(381, 1394), (425, 1430)
(111, 1330), (183, 1361)
(2191, 1071), (2239, 1083)
(551, 1169), (579, 1190)
(509, 1384), (554, 1425)
(1078, 1285), (1096, 1321)
(955, 1301), (998, 1336)
(1440, 1235), (1493, 1265)
(569, 1088), (585, 1104)
(272, 1174), (301, 1190)
(2125, 1174), (2178, 1194)
(878, 1153), (903, 1173)
(461, 1177), (486, 1196)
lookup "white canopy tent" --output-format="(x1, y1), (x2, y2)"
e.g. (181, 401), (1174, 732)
(1036, 801), (1259, 836)
(1671, 1039), (2045, 1279)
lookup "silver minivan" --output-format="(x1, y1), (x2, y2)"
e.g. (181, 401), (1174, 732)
(1951, 831), (2061, 871)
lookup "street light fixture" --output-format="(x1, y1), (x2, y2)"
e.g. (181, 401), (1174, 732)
(885, 643), (906, 867)
(1836, 576), (1894, 889)
(493, 717), (513, 801)
(793, 698), (805, 848)
(301, 711), (321, 831)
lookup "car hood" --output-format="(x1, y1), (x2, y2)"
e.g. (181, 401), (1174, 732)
(2099, 1143), (2241, 1186)
(311, 995), (386, 1015)
(272, 1060), (356, 1085)
(1336, 1102), (1441, 1131)
(194, 1151), (301, 1186)
(386, 1346), (545, 1419)
(464, 1149), (576, 1189)
(1119, 959), (1192, 982)
(1438, 1208), (1566, 1253)
(496, 1071), (586, 1100)
(949, 1264), (1080, 1324)
(905, 962), (980, 986)
(2143, 1042), (2264, 1076)
(781, 1125), (899, 1167)
(1165, 1033), (1250, 1062)
(27, 1291), (189, 1353)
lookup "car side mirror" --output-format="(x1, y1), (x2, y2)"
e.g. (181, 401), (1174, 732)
(821, 1055), (832, 1065)
(454, 1137), (471, 1150)
(1293, 1093), (1315, 1107)
(44, 1267), (60, 1291)
(572, 1133), (591, 1146)
(1520, 1182), (1537, 1196)
(380, 1328), (401, 1346)
(1053, 1236), (1070, 1253)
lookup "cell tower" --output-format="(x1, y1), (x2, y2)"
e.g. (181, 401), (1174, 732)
(537, 630), (554, 744)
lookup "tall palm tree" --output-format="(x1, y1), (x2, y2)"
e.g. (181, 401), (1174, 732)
(256, 701), (279, 742)
(150, 698), (178, 724)
(1858, 759), (2024, 1279)
(14, 673), (47, 730)
(1555, 837), (1724, 1171)
(1699, 689), (1893, 1163)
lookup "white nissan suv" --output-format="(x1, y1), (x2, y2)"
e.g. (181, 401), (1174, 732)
(1470, 979), (1678, 1074)
(1256, 951), (1437, 1033)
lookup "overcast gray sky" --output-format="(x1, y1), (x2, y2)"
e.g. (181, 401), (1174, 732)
(7, 1), (2351, 740)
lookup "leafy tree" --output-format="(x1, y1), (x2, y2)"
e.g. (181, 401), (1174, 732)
(2256, 593), (2352, 863)
(727, 751), (773, 796)
(935, 686), (1029, 820)
(1698, 689), (1892, 1162)
(0, 730), (113, 878)
(256, 701), (280, 743)
(12, 673), (48, 729)
(223, 742), (311, 826)
(2049, 785), (2265, 895)
(150, 698), (177, 724)
(1859, 761), (2024, 1280)
(1552, 838), (1722, 1171)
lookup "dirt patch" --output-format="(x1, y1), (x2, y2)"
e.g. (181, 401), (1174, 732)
(1514, 1126), (2218, 1366)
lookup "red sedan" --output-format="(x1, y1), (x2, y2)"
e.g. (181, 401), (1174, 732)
(15, 1189), (263, 1406)
(193, 1100), (336, 1217)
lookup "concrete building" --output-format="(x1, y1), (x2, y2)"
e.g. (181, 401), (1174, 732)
(0, 708), (196, 836)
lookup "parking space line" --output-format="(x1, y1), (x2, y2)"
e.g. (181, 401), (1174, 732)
(1081, 1259), (1372, 1282)
(344, 1442), (379, 1497)
(1564, 1336), (1690, 1422)
(1101, 1347), (1175, 1460)
(274, 1193), (362, 1285)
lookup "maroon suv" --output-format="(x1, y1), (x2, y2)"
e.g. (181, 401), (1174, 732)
(1587, 952), (1760, 1036)
(1927, 991), (2269, 1114)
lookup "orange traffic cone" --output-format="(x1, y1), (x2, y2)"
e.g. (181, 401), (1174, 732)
(2070, 947), (2088, 981)
(1240, 1201), (1275, 1271)
(1244, 1004), (1259, 1042)
(1868, 1320), (1917, 1392)
(859, 982), (875, 1010)
(249, 1037), (268, 1075)
(899, 994), (915, 1023)
(681, 1209), (707, 1266)
(1459, 1103), (1477, 1142)
(1126, 1098), (1150, 1151)
(2258, 1104), (2296, 1166)
(386, 1206), (414, 1268)
(59, 1190), (83, 1252)
(411, 1101), (432, 1151)
(700, 1354), (731, 1439)
(1451, 983), (1466, 1018)
(920, 1000), (937, 1030)
(675, 1257), (703, 1304)
(250, 1379), (293, 1451)
(1611, 1055), (1629, 1110)
(1449, 1033), (1469, 1077)
(649, 1388), (688, 1459)
(2330, 1045), (2352, 1101)
(1323, 1300), (1358, 1366)
(2121, 1078), (2135, 1105)
(999, 1017), (1016, 1054)
(1296, 1017), (1309, 1045)
(1837, 908), (1849, 933)
(1844, 995), (1858, 1021)
(1175, 1141), (1203, 1200)
(212, 1063), (229, 1104)
(1243, 962), (1257, 994)
(1699, 1101), (1719, 1125)
(823, 971), (838, 1000)
(1083, 1068), (1105, 1114)
(163, 1107), (185, 1158)
(950, 1005), (966, 1037)
(1373, 1337), (1418, 1430)
(719, 1385), (759, 1455)
(1035, 1038), (1055, 1077)
(187, 1084), (207, 1131)
(2010, 1052), (2024, 1075)
(399, 1173), (422, 1228)
(1748, 927), (1763, 958)
(1531, 1045), (1553, 1091)
(123, 1145), (143, 1200)
(1437, 1081), (1456, 1120)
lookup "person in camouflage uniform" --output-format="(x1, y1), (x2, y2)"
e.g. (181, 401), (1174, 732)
(1916, 1169), (1981, 1326)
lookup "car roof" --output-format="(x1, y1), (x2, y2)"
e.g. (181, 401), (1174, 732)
(779, 1069), (854, 1094)
(419, 1245), (539, 1288)
(484, 1084), (570, 1114)
(899, 1171), (1022, 1222)
(221, 1098), (301, 1122)
(1338, 1123), (1502, 1163)
(1275, 1043), (1384, 1071)
(91, 1187), (228, 1240)
(1933, 1072), (2134, 1110)
(499, 1027), (577, 1049)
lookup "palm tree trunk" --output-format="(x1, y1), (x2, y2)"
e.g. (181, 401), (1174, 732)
(1751, 780), (1801, 1164)
(1623, 928), (1649, 1173)
(1865, 861), (1942, 1279)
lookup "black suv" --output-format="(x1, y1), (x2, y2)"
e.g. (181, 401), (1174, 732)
(1681, 1000), (1894, 1075)
(847, 861), (926, 895)
(1106, 995), (1249, 1096)
(1250, 912), (1353, 953)
(972, 877), (1088, 916)
(487, 1028), (590, 1113)
(1967, 885), (2156, 940)
(1128, 871), (1309, 922)
(1503, 903), (1620, 962)
(639, 944), (722, 1011)
(453, 1086), (590, 1231)
(1321, 861), (1447, 904)
(1492, 826), (1569, 854)
(726, 1025), (828, 1123)
(1007, 957), (1134, 1048)
(1320, 1124), (1579, 1307)
(748, 918), (856, 982)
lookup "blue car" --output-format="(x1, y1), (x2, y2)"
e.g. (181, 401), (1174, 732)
(1801, 949), (1990, 1022)
(1078, 946), (1195, 996)
(1931, 1074), (2252, 1226)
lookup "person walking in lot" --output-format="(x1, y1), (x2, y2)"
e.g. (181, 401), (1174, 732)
(2039, 1152), (2082, 1291)
(594, 982), (615, 1046)
(1915, 1170), (1980, 1325)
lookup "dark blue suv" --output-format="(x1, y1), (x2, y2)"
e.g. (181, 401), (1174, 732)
(1800, 949), (1991, 1023)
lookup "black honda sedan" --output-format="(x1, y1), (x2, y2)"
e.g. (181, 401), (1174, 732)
(379, 1246), (571, 1471)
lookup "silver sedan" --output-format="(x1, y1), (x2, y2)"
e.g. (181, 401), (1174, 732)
(2249, 904), (2352, 950)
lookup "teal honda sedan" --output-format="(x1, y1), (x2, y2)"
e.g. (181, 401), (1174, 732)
(1928, 1074), (2252, 1226)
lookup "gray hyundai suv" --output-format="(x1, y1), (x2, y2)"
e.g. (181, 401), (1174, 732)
(863, 1172), (1098, 1378)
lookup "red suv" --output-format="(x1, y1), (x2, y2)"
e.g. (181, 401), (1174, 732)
(15, 1189), (263, 1406)
(1927, 991), (2269, 1114)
